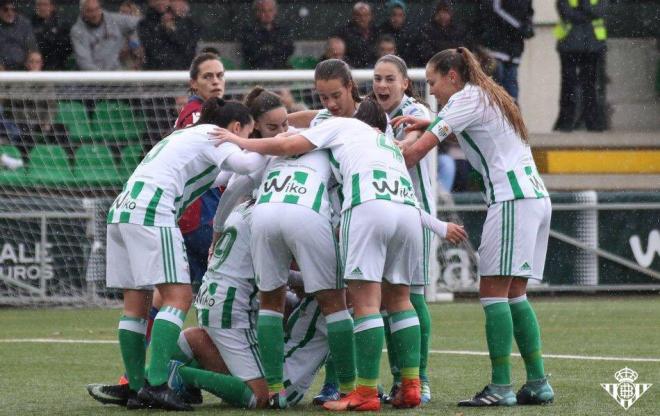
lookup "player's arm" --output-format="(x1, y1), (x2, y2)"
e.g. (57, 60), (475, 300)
(419, 210), (467, 245)
(403, 131), (445, 168)
(220, 151), (267, 175)
(287, 110), (320, 128)
(213, 129), (316, 157)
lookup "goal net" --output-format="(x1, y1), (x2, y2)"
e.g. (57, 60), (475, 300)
(0, 70), (477, 306)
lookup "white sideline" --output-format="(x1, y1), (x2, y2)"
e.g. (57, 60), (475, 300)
(1, 338), (660, 363)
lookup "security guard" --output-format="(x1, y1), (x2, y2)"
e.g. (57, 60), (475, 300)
(553, 0), (607, 132)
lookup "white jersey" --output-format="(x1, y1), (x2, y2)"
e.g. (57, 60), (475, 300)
(302, 117), (418, 212)
(206, 201), (255, 280)
(389, 95), (435, 214)
(107, 124), (241, 227)
(428, 84), (549, 205)
(256, 151), (333, 221)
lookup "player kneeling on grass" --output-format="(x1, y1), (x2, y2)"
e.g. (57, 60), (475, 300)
(86, 99), (266, 411)
(211, 98), (468, 411)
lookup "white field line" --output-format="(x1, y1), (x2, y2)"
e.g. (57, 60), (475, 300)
(1, 338), (659, 363)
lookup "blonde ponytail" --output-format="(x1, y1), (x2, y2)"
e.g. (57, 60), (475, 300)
(430, 48), (529, 143)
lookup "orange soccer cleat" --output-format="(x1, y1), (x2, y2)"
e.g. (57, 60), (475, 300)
(390, 378), (421, 409)
(323, 386), (381, 411)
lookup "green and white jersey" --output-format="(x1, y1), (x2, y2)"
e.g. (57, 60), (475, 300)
(206, 201), (255, 281)
(427, 84), (549, 205)
(302, 117), (419, 212)
(107, 124), (241, 227)
(256, 151), (333, 221)
(389, 95), (435, 214)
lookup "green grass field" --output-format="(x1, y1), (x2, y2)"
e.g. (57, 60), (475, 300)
(2, 297), (659, 415)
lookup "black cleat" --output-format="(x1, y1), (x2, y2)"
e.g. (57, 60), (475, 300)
(458, 384), (517, 407)
(138, 383), (193, 411)
(181, 386), (203, 405)
(382, 382), (400, 404)
(126, 390), (149, 410)
(86, 383), (130, 406)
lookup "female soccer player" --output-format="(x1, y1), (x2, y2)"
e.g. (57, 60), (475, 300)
(213, 99), (431, 411)
(372, 54), (435, 404)
(240, 86), (355, 409)
(395, 47), (554, 407)
(101, 99), (265, 411)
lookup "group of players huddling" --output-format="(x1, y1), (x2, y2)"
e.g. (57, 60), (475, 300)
(87, 46), (555, 412)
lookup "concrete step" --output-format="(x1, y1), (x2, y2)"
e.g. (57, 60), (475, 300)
(541, 174), (660, 191)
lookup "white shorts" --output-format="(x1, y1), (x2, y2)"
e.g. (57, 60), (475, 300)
(203, 326), (264, 382)
(195, 275), (259, 330)
(341, 200), (422, 285)
(411, 227), (433, 286)
(283, 297), (329, 406)
(106, 223), (190, 289)
(478, 198), (551, 280)
(251, 203), (341, 293)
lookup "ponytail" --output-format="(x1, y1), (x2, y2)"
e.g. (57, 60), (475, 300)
(314, 59), (362, 104)
(196, 98), (252, 128)
(428, 47), (529, 143)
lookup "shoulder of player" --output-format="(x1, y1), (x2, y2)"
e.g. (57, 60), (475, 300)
(402, 99), (429, 118)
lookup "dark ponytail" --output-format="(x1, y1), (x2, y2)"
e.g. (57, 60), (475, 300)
(244, 86), (285, 122)
(196, 98), (252, 128)
(354, 97), (388, 132)
(428, 47), (529, 142)
(314, 59), (362, 103)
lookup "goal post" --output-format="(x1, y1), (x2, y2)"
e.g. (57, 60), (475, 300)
(0, 70), (472, 305)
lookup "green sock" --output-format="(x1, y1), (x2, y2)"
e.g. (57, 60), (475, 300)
(383, 311), (401, 384)
(410, 292), (431, 380)
(482, 299), (513, 385)
(118, 316), (147, 392)
(171, 331), (194, 363)
(179, 366), (255, 408)
(389, 309), (421, 380)
(326, 310), (356, 393)
(148, 306), (187, 386)
(257, 310), (284, 392)
(354, 314), (384, 389)
(323, 355), (338, 386)
(510, 296), (545, 381)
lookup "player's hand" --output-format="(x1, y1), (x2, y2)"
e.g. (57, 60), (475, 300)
(396, 136), (417, 153)
(209, 128), (241, 147)
(391, 115), (431, 133)
(445, 223), (468, 245)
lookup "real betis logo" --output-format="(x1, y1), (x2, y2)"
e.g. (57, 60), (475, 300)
(601, 367), (652, 410)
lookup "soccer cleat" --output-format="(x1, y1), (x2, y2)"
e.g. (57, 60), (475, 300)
(381, 382), (400, 404)
(86, 383), (130, 406)
(458, 384), (517, 407)
(267, 390), (288, 409)
(516, 377), (555, 405)
(312, 383), (341, 405)
(420, 376), (431, 404)
(391, 378), (421, 408)
(137, 383), (193, 411)
(323, 386), (381, 411)
(167, 360), (203, 405)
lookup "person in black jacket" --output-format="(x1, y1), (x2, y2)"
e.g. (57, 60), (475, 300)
(241, 0), (294, 69)
(478, 0), (534, 101)
(138, 0), (199, 70)
(31, 0), (71, 70)
(414, 0), (467, 68)
(553, 0), (607, 132)
(377, 0), (416, 65)
(333, 2), (378, 68)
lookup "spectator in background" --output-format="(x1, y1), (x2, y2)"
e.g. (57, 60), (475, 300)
(333, 2), (377, 68)
(478, 0), (534, 102)
(553, 0), (607, 132)
(320, 36), (346, 61)
(0, 0), (38, 70)
(377, 0), (415, 64)
(414, 0), (466, 67)
(171, 0), (191, 18)
(25, 50), (44, 71)
(376, 34), (397, 58)
(241, 0), (294, 69)
(70, 0), (141, 70)
(118, 0), (144, 70)
(31, 0), (72, 70)
(139, 0), (200, 70)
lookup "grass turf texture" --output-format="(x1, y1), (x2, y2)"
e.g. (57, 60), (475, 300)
(1, 297), (659, 415)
